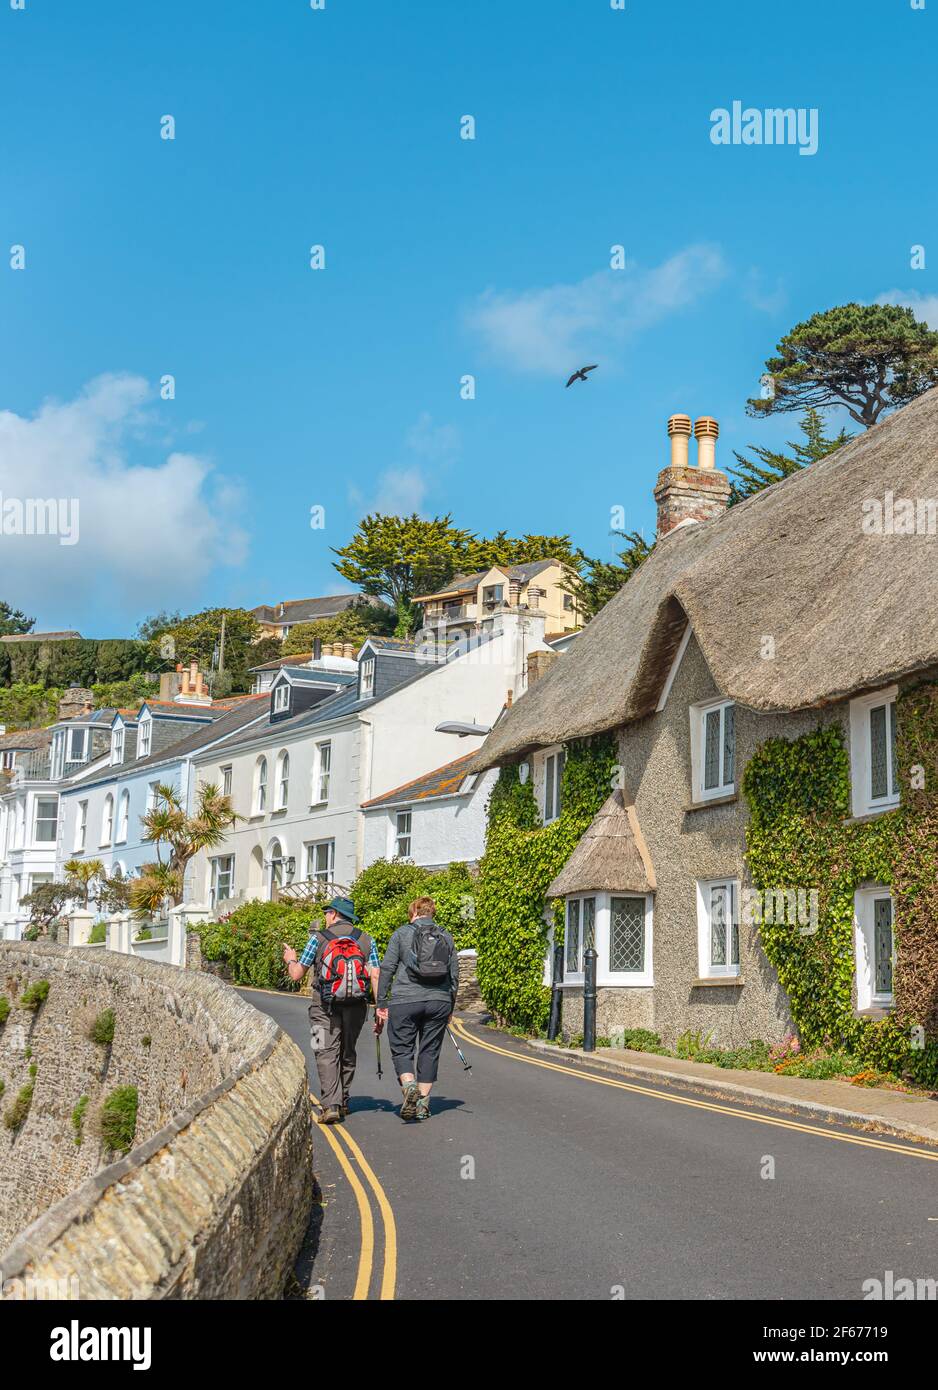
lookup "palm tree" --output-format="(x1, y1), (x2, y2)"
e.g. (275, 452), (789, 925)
(63, 857), (105, 907)
(130, 782), (240, 916)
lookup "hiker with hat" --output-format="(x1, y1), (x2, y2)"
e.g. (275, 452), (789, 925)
(283, 895), (381, 1125)
(375, 896), (460, 1122)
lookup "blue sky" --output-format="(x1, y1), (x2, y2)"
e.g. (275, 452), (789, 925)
(1, 0), (935, 636)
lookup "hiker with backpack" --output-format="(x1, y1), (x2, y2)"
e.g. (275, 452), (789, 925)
(375, 896), (460, 1122)
(282, 895), (381, 1125)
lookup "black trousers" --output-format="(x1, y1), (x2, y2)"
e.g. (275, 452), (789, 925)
(387, 998), (452, 1084)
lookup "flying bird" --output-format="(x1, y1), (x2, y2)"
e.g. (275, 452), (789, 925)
(565, 364), (599, 388)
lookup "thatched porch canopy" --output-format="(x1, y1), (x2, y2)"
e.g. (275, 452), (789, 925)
(547, 792), (656, 898)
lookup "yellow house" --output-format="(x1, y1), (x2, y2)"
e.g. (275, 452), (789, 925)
(415, 559), (580, 638)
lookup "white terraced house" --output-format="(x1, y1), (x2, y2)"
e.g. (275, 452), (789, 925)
(187, 612), (549, 911)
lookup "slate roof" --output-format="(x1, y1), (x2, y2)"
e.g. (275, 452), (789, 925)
(361, 753), (479, 809)
(251, 594), (367, 625)
(415, 558), (560, 602)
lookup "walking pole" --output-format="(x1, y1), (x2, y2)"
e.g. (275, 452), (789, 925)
(447, 1028), (472, 1074)
(375, 1029), (383, 1080)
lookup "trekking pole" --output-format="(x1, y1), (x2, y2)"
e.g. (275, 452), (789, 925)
(448, 1028), (472, 1074)
(376, 1031), (383, 1080)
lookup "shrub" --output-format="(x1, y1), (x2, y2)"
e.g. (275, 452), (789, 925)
(99, 1085), (138, 1154)
(88, 1008), (115, 1046)
(4, 1081), (34, 1131)
(204, 900), (315, 989)
(0, 996), (9, 1025)
(19, 980), (50, 1011)
(71, 1095), (90, 1146)
(134, 927), (152, 942)
(88, 922), (107, 944)
(612, 1027), (669, 1055)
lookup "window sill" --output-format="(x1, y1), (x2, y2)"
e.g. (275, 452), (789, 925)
(691, 976), (744, 988)
(844, 806), (900, 826)
(855, 1003), (894, 1019)
(684, 792), (738, 813)
(309, 801), (329, 810)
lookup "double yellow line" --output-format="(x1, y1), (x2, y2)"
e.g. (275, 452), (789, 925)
(310, 1090), (398, 1300)
(450, 1018), (938, 1164)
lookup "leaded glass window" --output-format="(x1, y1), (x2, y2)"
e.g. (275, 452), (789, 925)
(708, 882), (738, 971)
(874, 897), (894, 997)
(582, 897), (595, 953)
(704, 710), (721, 791)
(610, 896), (645, 972)
(700, 702), (735, 797)
(870, 704), (888, 801)
(565, 898), (581, 973)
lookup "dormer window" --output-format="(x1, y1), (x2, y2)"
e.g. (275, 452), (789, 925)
(360, 657), (376, 700)
(111, 726), (125, 765)
(690, 699), (735, 803)
(137, 717), (152, 759)
(68, 727), (88, 763)
(273, 683), (291, 714)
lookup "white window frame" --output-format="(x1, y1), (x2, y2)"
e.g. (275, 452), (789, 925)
(849, 686), (900, 817)
(101, 794), (115, 847)
(394, 808), (412, 859)
(560, 892), (654, 988)
(210, 854), (235, 908)
(854, 887), (895, 1010)
(68, 726), (88, 763)
(312, 741), (331, 805)
(690, 698), (736, 802)
(116, 789), (130, 844)
(221, 765), (233, 798)
(273, 682), (291, 713)
(33, 794), (58, 846)
(111, 724), (125, 766)
(542, 748), (565, 824)
(696, 877), (741, 978)
(51, 730), (67, 780)
(75, 799), (88, 852)
(275, 750), (290, 810)
(137, 717), (152, 759)
(360, 657), (376, 700)
(254, 756), (268, 814)
(305, 838), (335, 885)
(146, 781), (160, 812)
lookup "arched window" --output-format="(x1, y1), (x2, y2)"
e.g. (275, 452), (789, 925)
(276, 751), (290, 810)
(117, 790), (130, 843)
(101, 794), (114, 846)
(254, 757), (268, 814)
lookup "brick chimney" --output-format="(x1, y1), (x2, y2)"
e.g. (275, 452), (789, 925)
(654, 414), (731, 538)
(526, 649), (558, 687)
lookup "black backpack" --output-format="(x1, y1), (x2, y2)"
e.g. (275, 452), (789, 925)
(404, 918), (453, 984)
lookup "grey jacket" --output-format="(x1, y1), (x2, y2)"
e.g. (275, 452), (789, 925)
(377, 918), (459, 1008)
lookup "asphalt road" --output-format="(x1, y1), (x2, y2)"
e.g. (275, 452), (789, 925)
(241, 989), (938, 1302)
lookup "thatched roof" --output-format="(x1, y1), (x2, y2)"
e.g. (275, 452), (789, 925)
(470, 387), (938, 771)
(547, 792), (656, 898)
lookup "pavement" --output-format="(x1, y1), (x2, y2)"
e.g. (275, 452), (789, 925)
(242, 989), (938, 1302)
(528, 1038), (938, 1146)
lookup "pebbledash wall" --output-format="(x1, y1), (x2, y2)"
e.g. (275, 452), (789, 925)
(0, 942), (312, 1299)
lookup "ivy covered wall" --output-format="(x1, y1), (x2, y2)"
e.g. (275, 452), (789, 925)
(475, 735), (617, 1031)
(743, 682), (938, 1085)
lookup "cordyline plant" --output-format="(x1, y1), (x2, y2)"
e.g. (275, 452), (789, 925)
(130, 782), (240, 917)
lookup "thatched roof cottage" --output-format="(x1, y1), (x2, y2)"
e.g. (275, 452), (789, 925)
(469, 393), (938, 1047)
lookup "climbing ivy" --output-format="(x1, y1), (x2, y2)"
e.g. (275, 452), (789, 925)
(743, 689), (938, 1085)
(475, 735), (618, 1031)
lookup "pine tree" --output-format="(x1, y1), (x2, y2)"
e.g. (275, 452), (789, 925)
(729, 409), (851, 505)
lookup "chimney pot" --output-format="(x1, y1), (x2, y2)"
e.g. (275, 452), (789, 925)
(694, 416), (719, 470)
(667, 413), (692, 469)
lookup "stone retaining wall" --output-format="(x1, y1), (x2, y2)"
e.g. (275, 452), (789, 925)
(0, 941), (312, 1299)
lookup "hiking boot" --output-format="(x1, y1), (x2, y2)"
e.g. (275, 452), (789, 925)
(400, 1081), (419, 1121)
(339, 1096), (350, 1118)
(415, 1095), (431, 1121)
(318, 1105), (343, 1125)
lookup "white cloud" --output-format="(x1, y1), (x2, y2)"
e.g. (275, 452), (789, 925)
(875, 289), (938, 328)
(351, 413), (460, 518)
(465, 244), (728, 374)
(374, 466), (430, 514)
(0, 373), (247, 629)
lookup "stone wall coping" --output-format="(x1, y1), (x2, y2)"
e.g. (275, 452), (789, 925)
(0, 940), (285, 1284)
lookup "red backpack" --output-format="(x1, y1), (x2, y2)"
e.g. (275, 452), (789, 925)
(317, 926), (371, 1005)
